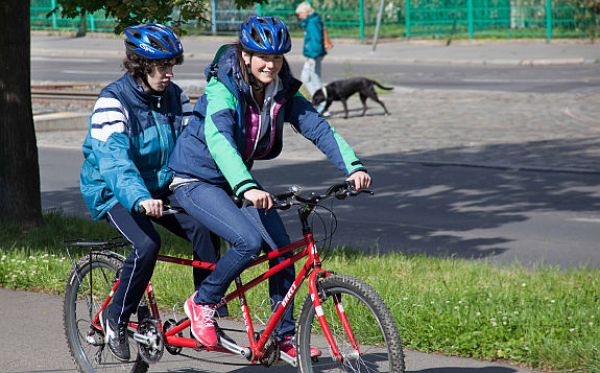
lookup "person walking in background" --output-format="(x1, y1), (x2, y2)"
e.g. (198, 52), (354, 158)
(296, 1), (333, 113)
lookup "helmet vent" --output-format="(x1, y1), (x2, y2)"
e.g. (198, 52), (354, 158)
(148, 36), (166, 52)
(277, 29), (283, 48)
(250, 25), (260, 43)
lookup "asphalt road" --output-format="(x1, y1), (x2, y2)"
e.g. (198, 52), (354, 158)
(40, 146), (600, 268)
(32, 54), (600, 94)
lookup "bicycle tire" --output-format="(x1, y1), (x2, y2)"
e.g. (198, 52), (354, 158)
(63, 253), (149, 373)
(296, 274), (405, 373)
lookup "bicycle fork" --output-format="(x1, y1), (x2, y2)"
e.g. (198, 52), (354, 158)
(308, 270), (362, 363)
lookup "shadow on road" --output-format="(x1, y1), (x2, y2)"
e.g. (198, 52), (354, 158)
(40, 137), (600, 264)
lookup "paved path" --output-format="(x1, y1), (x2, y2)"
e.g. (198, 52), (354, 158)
(37, 87), (600, 174)
(0, 288), (539, 372)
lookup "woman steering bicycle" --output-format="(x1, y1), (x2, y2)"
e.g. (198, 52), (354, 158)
(168, 15), (371, 357)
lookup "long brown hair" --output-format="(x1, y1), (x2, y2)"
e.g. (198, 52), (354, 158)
(232, 41), (250, 84)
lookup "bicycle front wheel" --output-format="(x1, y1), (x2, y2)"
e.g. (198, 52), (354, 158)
(296, 274), (405, 373)
(63, 253), (148, 373)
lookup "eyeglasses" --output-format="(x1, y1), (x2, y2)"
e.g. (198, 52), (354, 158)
(155, 61), (175, 73)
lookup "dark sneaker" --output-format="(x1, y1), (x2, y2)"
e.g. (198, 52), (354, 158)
(184, 293), (218, 347)
(100, 309), (131, 361)
(279, 335), (322, 359)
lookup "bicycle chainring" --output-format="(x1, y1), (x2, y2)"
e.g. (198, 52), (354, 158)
(255, 331), (279, 367)
(163, 318), (183, 355)
(136, 319), (164, 364)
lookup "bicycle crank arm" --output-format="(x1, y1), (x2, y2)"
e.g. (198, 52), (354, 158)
(218, 335), (252, 360)
(279, 351), (298, 367)
(133, 332), (157, 346)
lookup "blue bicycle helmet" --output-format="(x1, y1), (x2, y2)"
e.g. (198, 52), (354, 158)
(124, 23), (183, 60)
(240, 16), (291, 55)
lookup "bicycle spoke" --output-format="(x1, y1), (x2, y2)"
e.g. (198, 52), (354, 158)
(64, 254), (148, 373)
(297, 275), (405, 373)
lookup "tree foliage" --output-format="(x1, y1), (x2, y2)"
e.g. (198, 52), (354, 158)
(54, 0), (268, 33)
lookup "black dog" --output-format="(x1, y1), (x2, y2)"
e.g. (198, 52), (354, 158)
(311, 77), (394, 119)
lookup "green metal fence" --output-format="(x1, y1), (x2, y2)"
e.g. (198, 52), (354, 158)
(403, 0), (596, 39)
(30, 0), (598, 41)
(31, 0), (115, 32)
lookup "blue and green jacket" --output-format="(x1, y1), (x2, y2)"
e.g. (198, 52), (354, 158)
(80, 73), (193, 219)
(300, 13), (326, 59)
(168, 45), (365, 197)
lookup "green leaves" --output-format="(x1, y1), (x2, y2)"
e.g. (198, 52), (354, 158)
(55, 0), (268, 33)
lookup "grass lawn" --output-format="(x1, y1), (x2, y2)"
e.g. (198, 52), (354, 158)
(1, 212), (598, 372)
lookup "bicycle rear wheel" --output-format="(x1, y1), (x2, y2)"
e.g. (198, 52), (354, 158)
(296, 274), (405, 373)
(63, 253), (149, 373)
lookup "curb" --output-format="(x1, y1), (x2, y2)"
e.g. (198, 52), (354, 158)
(34, 112), (88, 132)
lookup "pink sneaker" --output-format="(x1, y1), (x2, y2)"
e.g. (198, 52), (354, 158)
(184, 293), (218, 347)
(279, 335), (322, 359)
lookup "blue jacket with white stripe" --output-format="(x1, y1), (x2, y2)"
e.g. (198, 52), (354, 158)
(80, 73), (192, 220)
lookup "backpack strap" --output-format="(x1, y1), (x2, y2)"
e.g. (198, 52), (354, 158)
(206, 44), (232, 81)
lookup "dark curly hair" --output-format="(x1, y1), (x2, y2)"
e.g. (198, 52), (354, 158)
(122, 52), (184, 81)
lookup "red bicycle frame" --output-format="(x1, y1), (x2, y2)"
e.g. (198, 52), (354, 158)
(92, 229), (360, 364)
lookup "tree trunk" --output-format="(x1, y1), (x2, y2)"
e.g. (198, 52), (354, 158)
(0, 0), (43, 227)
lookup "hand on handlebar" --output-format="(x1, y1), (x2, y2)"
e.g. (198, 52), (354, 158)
(139, 199), (164, 218)
(346, 171), (371, 191)
(243, 189), (273, 210)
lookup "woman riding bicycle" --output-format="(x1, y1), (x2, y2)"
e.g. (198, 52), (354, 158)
(168, 16), (371, 357)
(79, 23), (219, 362)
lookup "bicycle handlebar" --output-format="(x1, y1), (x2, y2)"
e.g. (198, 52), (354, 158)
(270, 181), (374, 210)
(137, 182), (373, 215)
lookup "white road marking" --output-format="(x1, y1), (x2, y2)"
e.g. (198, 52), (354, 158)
(569, 217), (600, 224)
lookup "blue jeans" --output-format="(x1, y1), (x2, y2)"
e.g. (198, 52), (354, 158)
(173, 181), (296, 337)
(106, 194), (219, 324)
(301, 56), (324, 96)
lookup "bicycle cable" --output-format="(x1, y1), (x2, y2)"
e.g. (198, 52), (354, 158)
(309, 201), (338, 260)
